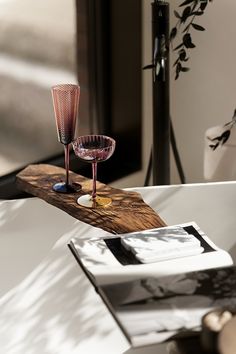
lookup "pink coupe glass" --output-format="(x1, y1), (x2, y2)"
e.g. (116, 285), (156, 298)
(72, 135), (116, 207)
(51, 83), (81, 193)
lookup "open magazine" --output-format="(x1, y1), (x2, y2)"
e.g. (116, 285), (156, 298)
(68, 222), (234, 347)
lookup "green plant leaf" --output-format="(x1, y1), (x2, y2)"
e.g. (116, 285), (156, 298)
(174, 10), (181, 19)
(200, 1), (208, 11)
(183, 33), (196, 48)
(221, 130), (231, 144)
(208, 129), (231, 150)
(181, 67), (190, 72)
(179, 48), (187, 61)
(170, 27), (177, 41)
(179, 0), (196, 7)
(192, 23), (205, 31)
(176, 62), (182, 76)
(181, 6), (192, 23)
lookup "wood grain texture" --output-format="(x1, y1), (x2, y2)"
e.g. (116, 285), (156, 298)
(16, 164), (166, 234)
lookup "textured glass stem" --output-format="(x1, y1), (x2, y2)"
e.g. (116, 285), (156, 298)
(64, 144), (70, 186)
(92, 162), (97, 200)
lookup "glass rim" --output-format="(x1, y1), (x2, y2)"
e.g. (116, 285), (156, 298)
(72, 134), (116, 145)
(51, 83), (80, 91)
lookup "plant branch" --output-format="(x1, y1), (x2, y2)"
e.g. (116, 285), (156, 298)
(170, 0), (213, 80)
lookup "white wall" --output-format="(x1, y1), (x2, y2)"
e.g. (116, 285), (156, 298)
(113, 0), (236, 188)
(170, 0), (236, 183)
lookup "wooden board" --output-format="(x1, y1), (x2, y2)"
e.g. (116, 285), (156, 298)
(16, 164), (166, 234)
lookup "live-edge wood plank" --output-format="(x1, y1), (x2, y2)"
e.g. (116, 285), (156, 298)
(16, 164), (166, 234)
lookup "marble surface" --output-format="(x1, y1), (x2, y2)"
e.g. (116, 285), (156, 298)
(0, 181), (235, 354)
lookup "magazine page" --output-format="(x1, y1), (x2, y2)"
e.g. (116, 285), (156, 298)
(100, 265), (236, 347)
(69, 222), (233, 285)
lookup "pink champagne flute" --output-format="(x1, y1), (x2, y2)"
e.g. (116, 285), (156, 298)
(51, 83), (81, 193)
(72, 135), (116, 207)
